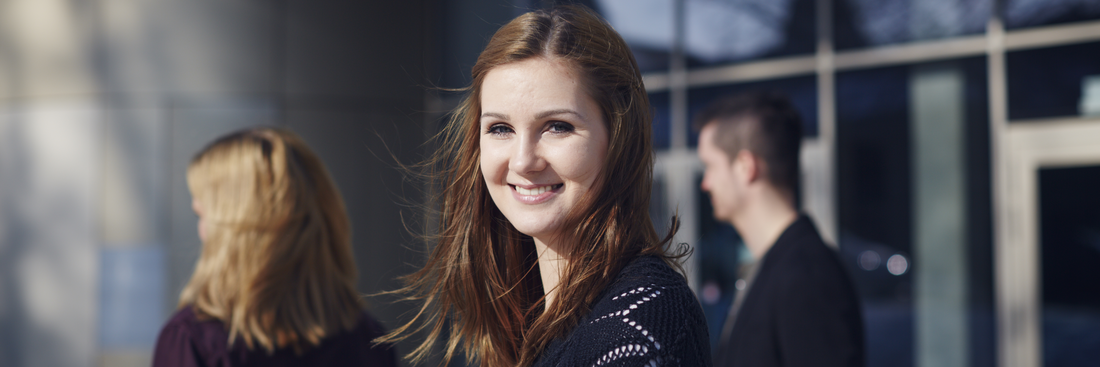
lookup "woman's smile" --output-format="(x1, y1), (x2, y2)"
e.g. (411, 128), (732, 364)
(510, 183), (564, 204)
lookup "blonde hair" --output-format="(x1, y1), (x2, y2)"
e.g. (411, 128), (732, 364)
(181, 127), (362, 354)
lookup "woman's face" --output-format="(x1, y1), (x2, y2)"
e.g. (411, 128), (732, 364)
(192, 197), (209, 242)
(479, 57), (609, 245)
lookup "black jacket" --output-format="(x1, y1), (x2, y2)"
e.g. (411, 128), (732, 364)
(715, 215), (865, 367)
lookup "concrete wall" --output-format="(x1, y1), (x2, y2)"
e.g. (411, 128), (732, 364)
(0, 1), (431, 366)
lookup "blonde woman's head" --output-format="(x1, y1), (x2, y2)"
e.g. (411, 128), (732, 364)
(182, 127), (362, 354)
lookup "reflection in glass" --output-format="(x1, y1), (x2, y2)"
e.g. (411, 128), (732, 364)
(1006, 41), (1100, 121)
(684, 0), (791, 62)
(597, 0), (673, 72)
(835, 0), (990, 50)
(599, 0), (814, 69)
(1004, 0), (1100, 30)
(683, 0), (816, 66)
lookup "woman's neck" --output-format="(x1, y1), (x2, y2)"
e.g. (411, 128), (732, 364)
(533, 237), (568, 310)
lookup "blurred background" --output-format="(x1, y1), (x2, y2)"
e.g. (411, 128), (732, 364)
(1, 0), (1098, 366)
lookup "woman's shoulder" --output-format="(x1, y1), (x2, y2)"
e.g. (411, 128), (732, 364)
(596, 255), (698, 311)
(544, 255), (712, 366)
(159, 306), (228, 342)
(153, 306), (230, 367)
(592, 255), (702, 326)
(154, 307), (397, 367)
(608, 255), (687, 291)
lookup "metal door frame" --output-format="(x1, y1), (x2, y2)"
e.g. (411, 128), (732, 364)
(996, 117), (1100, 367)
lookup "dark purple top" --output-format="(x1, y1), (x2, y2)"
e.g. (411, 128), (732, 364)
(152, 306), (397, 367)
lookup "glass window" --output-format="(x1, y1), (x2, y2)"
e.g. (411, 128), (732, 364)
(683, 0), (816, 68)
(686, 75), (818, 147)
(600, 0), (816, 70)
(834, 0), (991, 51)
(1038, 165), (1100, 367)
(1006, 41), (1100, 121)
(1004, 0), (1100, 30)
(597, 0), (674, 72)
(650, 91), (672, 150)
(836, 56), (994, 367)
(837, 68), (914, 367)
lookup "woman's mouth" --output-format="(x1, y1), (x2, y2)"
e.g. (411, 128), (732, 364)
(513, 184), (560, 195)
(510, 183), (563, 204)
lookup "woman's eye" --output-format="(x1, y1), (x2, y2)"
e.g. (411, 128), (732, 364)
(547, 121), (575, 134)
(487, 124), (513, 136)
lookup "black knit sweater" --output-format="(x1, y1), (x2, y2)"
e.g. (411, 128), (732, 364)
(532, 255), (712, 367)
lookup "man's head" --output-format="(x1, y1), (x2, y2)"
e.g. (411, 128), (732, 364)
(695, 91), (803, 223)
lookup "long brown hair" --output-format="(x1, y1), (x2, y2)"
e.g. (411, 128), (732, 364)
(182, 127), (363, 354)
(383, 5), (682, 366)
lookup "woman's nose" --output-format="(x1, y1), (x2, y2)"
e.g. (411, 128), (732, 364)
(509, 135), (546, 174)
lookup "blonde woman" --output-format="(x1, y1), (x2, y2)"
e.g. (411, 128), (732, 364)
(153, 128), (396, 367)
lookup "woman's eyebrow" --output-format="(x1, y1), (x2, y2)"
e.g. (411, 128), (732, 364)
(481, 109), (583, 121)
(536, 109), (582, 120)
(481, 112), (509, 120)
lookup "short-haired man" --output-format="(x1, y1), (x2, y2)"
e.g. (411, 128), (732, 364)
(696, 91), (864, 367)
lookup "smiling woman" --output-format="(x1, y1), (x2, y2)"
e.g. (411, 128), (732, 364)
(380, 5), (711, 367)
(479, 58), (610, 297)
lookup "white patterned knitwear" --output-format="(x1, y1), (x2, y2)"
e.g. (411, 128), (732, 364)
(531, 255), (712, 367)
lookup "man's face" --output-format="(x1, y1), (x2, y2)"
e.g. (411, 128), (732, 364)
(698, 123), (744, 223)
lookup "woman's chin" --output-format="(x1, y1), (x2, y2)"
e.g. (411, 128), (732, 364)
(511, 223), (560, 245)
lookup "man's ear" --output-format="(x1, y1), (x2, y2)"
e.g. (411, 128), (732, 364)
(734, 149), (760, 183)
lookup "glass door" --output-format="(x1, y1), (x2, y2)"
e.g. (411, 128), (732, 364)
(998, 118), (1100, 367)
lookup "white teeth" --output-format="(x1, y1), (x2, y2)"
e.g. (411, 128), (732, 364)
(515, 185), (556, 196)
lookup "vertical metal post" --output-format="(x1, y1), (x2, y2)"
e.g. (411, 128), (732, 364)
(670, 0), (687, 150)
(912, 63), (969, 367)
(814, 0), (838, 245)
(988, 1), (1039, 366)
(663, 0), (700, 290)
